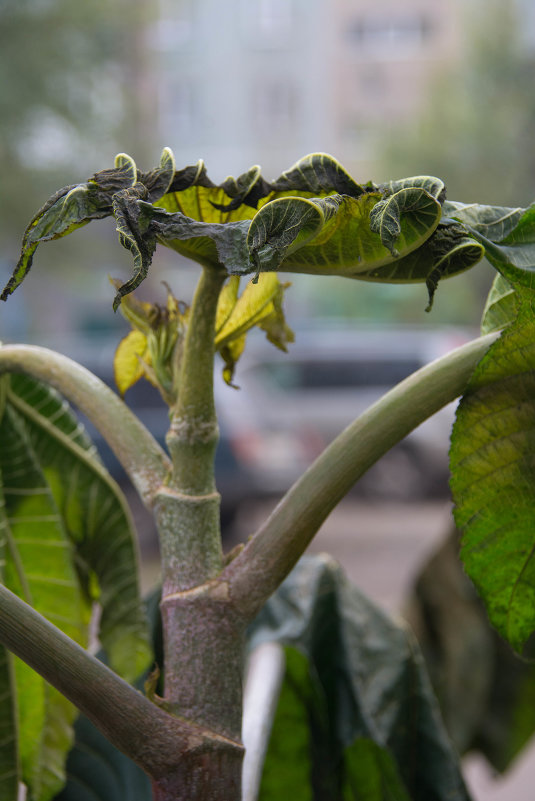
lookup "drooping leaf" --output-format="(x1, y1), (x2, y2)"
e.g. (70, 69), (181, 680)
(0, 402), (85, 801)
(356, 219), (485, 310)
(0, 371), (151, 800)
(249, 555), (471, 801)
(0, 157), (138, 303)
(6, 374), (152, 680)
(8, 148), (535, 310)
(451, 281), (535, 653)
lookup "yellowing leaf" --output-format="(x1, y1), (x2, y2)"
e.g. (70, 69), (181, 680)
(215, 273), (281, 347)
(114, 330), (150, 396)
(215, 275), (240, 334)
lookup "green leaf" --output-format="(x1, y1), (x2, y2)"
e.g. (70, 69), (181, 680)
(0, 402), (85, 800)
(0, 373), (151, 799)
(343, 739), (412, 801)
(445, 200), (535, 286)
(7, 374), (152, 681)
(357, 219), (485, 310)
(0, 595), (18, 801)
(369, 181), (443, 257)
(450, 282), (535, 653)
(480, 273), (518, 334)
(250, 555), (471, 801)
(17, 149), (535, 310)
(0, 157), (139, 303)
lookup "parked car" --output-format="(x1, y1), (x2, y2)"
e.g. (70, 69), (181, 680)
(214, 323), (474, 510)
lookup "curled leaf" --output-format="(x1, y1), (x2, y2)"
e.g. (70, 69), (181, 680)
(8, 149), (535, 310)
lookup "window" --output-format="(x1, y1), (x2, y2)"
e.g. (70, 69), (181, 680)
(241, 0), (294, 47)
(347, 14), (433, 54)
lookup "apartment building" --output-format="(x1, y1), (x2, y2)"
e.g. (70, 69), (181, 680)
(150, 0), (464, 182)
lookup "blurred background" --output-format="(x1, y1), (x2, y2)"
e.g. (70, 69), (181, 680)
(2, 2), (535, 797)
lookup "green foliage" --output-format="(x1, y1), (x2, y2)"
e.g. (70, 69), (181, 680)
(0, 372), (151, 799)
(480, 274), (517, 335)
(2, 150), (499, 313)
(249, 556), (471, 801)
(451, 280), (535, 653)
(6, 143), (535, 798)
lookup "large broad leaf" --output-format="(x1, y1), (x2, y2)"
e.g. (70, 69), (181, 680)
(450, 281), (535, 654)
(249, 555), (471, 801)
(0, 402), (85, 801)
(0, 373), (151, 800)
(1, 149), (488, 310)
(6, 374), (152, 681)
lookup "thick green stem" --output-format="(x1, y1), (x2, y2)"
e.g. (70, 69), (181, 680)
(166, 266), (226, 497)
(224, 332), (499, 621)
(0, 345), (170, 507)
(158, 267), (227, 597)
(156, 267), (244, 762)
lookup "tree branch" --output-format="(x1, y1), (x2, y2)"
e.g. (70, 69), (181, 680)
(224, 332), (499, 620)
(0, 345), (170, 507)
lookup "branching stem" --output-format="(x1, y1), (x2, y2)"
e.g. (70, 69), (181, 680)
(224, 332), (499, 620)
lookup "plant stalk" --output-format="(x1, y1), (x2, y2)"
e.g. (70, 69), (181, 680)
(224, 332), (499, 620)
(0, 345), (170, 507)
(155, 267), (244, 758)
